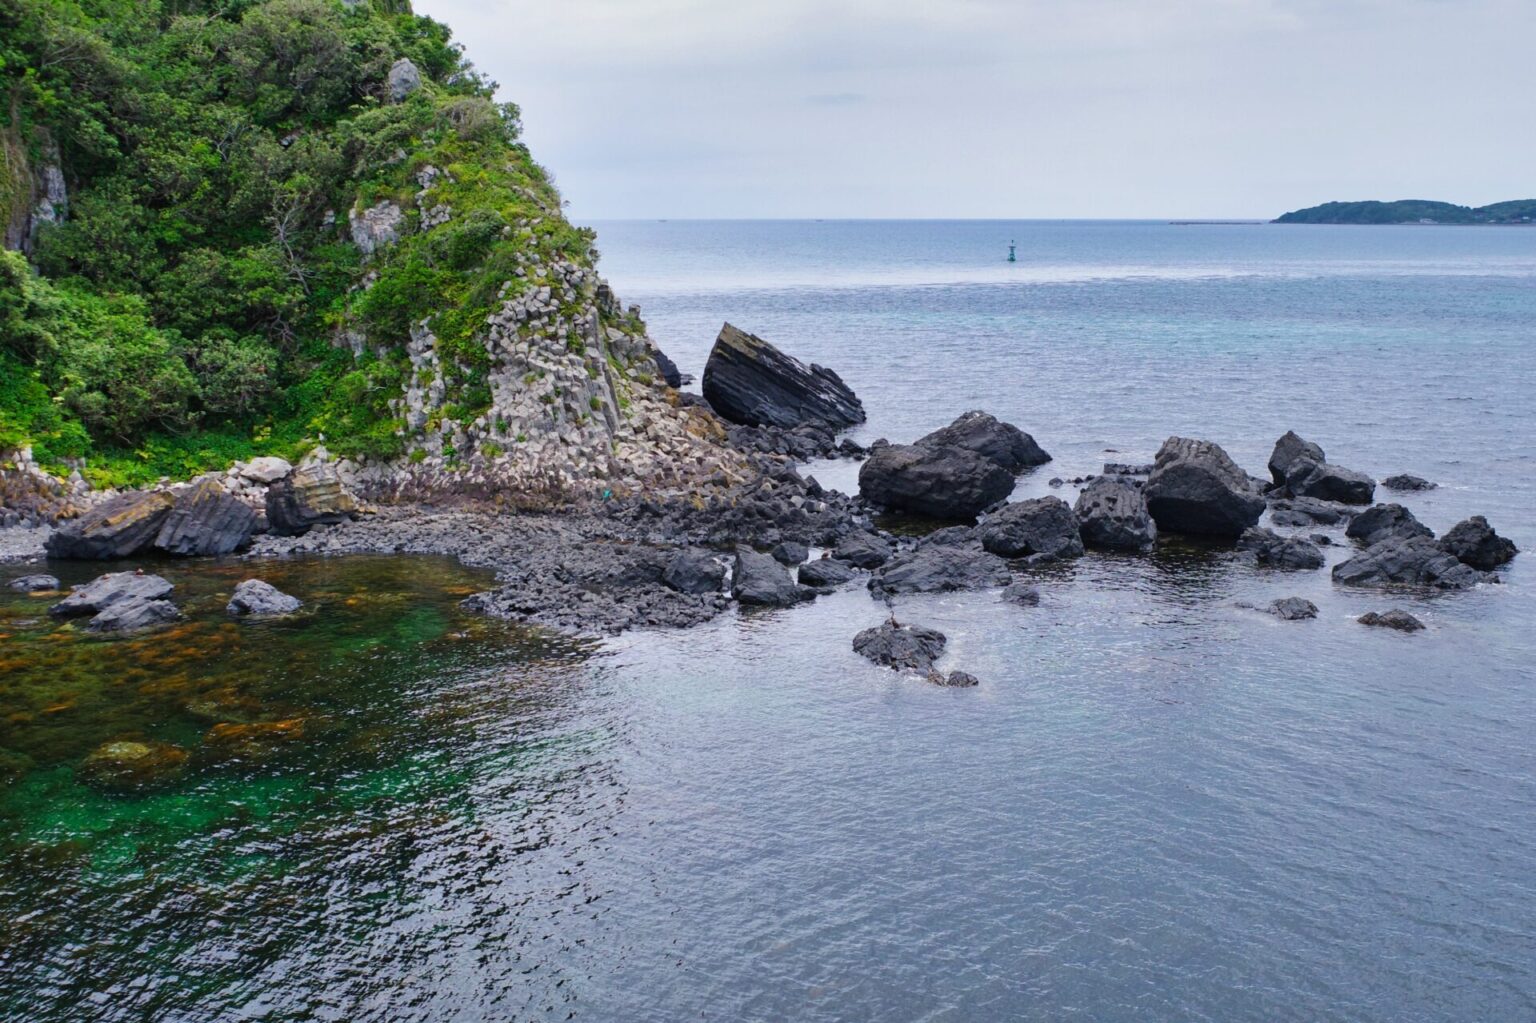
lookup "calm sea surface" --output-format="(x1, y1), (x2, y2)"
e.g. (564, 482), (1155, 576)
(3, 221), (1535, 1021)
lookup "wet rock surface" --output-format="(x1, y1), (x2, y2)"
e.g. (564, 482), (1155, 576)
(852, 620), (947, 673)
(228, 579), (303, 616)
(1267, 597), (1319, 620)
(870, 544), (1011, 596)
(155, 478), (258, 556)
(1346, 504), (1433, 547)
(1074, 477), (1157, 551)
(979, 496), (1084, 560)
(1382, 474), (1436, 492)
(701, 323), (864, 430)
(49, 572), (175, 618)
(1438, 516), (1518, 570)
(1237, 527), (1325, 570)
(859, 442), (1015, 521)
(1332, 536), (1489, 590)
(798, 558), (857, 589)
(1144, 436), (1266, 538)
(732, 546), (815, 606)
(85, 596), (182, 632)
(914, 411), (1050, 473)
(1358, 609), (1426, 632)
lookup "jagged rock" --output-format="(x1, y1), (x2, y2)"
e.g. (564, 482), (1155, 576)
(1346, 504), (1433, 547)
(1002, 582), (1042, 606)
(1359, 609), (1425, 632)
(732, 546), (813, 606)
(1237, 527), (1325, 570)
(227, 579), (303, 616)
(239, 457), (293, 485)
(858, 443), (1014, 521)
(1074, 477), (1157, 551)
(979, 496), (1084, 560)
(265, 463), (359, 537)
(662, 548), (727, 595)
(78, 740), (189, 791)
(1332, 536), (1488, 590)
(155, 478), (257, 556)
(387, 57), (422, 102)
(1382, 474), (1436, 492)
(49, 572), (174, 618)
(869, 545), (1011, 596)
(701, 323), (864, 429)
(934, 670), (980, 688)
(798, 558), (856, 589)
(1284, 459), (1375, 505)
(914, 411), (1050, 473)
(349, 200), (403, 256)
(8, 574), (59, 592)
(771, 540), (809, 565)
(1268, 431), (1326, 484)
(1438, 516), (1518, 570)
(1269, 496), (1354, 526)
(652, 344), (683, 388)
(917, 525), (976, 547)
(832, 531), (893, 569)
(1267, 597), (1318, 620)
(852, 620), (947, 672)
(85, 597), (182, 632)
(45, 490), (175, 559)
(1143, 437), (1266, 538)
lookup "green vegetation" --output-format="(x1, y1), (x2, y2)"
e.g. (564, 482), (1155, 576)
(0, 0), (595, 487)
(1275, 199), (1536, 225)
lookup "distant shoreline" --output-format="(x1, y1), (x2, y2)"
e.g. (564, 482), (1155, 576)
(1274, 198), (1536, 225)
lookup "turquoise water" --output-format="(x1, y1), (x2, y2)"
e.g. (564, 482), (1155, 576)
(4, 221), (1535, 1020)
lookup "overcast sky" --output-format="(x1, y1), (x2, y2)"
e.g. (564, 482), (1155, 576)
(417, 0), (1535, 220)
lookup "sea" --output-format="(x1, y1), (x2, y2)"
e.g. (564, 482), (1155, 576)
(2, 220), (1533, 1022)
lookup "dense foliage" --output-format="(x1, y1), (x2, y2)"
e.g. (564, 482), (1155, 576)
(0, 0), (592, 486)
(1275, 199), (1536, 225)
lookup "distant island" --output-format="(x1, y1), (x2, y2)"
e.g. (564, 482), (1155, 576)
(1274, 199), (1536, 225)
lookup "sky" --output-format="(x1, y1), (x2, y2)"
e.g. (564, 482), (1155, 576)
(416, 0), (1536, 220)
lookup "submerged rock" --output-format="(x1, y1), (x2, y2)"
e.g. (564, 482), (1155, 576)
(798, 558), (857, 589)
(1144, 436), (1266, 538)
(869, 545), (1011, 596)
(701, 323), (864, 429)
(1332, 536), (1488, 590)
(852, 620), (947, 673)
(732, 546), (814, 606)
(227, 579), (303, 616)
(45, 490), (175, 559)
(914, 411), (1050, 473)
(49, 572), (174, 618)
(204, 719), (307, 760)
(85, 597), (181, 632)
(265, 463), (359, 537)
(1358, 609), (1425, 632)
(155, 478), (258, 556)
(1346, 504), (1433, 547)
(1074, 476), (1157, 551)
(933, 669), (980, 688)
(78, 740), (189, 791)
(8, 573), (59, 592)
(1001, 582), (1042, 606)
(1237, 527), (1325, 570)
(979, 496), (1084, 560)
(1382, 474), (1436, 492)
(858, 442), (1014, 521)
(1437, 516), (1518, 570)
(1267, 596), (1319, 620)
(662, 548), (727, 595)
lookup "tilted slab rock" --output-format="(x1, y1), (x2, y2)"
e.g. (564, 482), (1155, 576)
(45, 490), (175, 559)
(701, 323), (864, 429)
(265, 463), (359, 537)
(155, 478), (257, 556)
(49, 571), (174, 618)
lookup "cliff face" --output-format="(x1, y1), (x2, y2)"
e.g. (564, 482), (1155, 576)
(0, 0), (740, 500)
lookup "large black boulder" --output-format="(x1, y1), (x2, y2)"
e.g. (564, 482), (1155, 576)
(798, 558), (857, 589)
(852, 620), (947, 673)
(1283, 458), (1376, 505)
(914, 411), (1050, 473)
(1332, 536), (1488, 590)
(701, 323), (863, 429)
(858, 443), (1014, 521)
(832, 531), (893, 568)
(1143, 437), (1266, 538)
(1268, 431), (1326, 485)
(663, 548), (728, 595)
(155, 478), (258, 556)
(978, 497), (1084, 560)
(1074, 476), (1157, 551)
(1437, 516), (1518, 570)
(1346, 504), (1432, 547)
(732, 547), (814, 606)
(1237, 527), (1325, 570)
(45, 490), (175, 559)
(869, 545), (1011, 596)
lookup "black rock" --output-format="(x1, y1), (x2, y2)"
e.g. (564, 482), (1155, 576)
(155, 478), (257, 556)
(1346, 504), (1433, 547)
(1074, 476), (1157, 551)
(1143, 437), (1266, 538)
(651, 343), (683, 389)
(934, 670), (980, 688)
(914, 411), (1050, 473)
(663, 548), (728, 595)
(1102, 462), (1154, 477)
(85, 596), (182, 632)
(979, 496), (1084, 560)
(1283, 458), (1376, 505)
(858, 442), (1015, 521)
(8, 574), (59, 592)
(833, 531), (893, 569)
(701, 323), (863, 429)
(1268, 431), (1326, 485)
(1267, 597), (1318, 620)
(45, 490), (175, 559)
(265, 463), (359, 537)
(732, 546), (814, 606)
(798, 558), (857, 589)
(1237, 527), (1325, 570)
(771, 540), (810, 565)
(1437, 516), (1518, 570)
(869, 545), (1011, 596)
(1269, 496), (1355, 526)
(1332, 536), (1488, 590)
(1001, 582), (1042, 606)
(852, 620), (947, 672)
(50, 572), (174, 618)
(227, 579), (303, 616)
(1382, 474), (1436, 492)
(1358, 609), (1425, 632)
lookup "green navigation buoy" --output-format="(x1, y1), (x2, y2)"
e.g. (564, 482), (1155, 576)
(1007, 240), (1017, 263)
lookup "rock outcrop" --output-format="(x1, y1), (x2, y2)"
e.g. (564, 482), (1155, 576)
(8, 573), (59, 592)
(731, 546), (813, 606)
(858, 443), (1014, 521)
(869, 545), (1011, 596)
(701, 323), (864, 430)
(1074, 477), (1157, 551)
(1143, 437), (1266, 538)
(1267, 597), (1318, 620)
(155, 478), (258, 556)
(45, 491), (175, 559)
(1268, 430), (1326, 484)
(1382, 474), (1436, 492)
(1437, 516), (1518, 570)
(1283, 459), (1376, 505)
(1359, 609), (1425, 632)
(1331, 536), (1488, 590)
(265, 463), (360, 537)
(978, 496), (1084, 560)
(227, 579), (303, 616)
(1237, 527), (1325, 570)
(852, 620), (947, 673)
(798, 558), (856, 589)
(1345, 504), (1432, 547)
(914, 411), (1050, 473)
(85, 596), (182, 632)
(662, 548), (727, 595)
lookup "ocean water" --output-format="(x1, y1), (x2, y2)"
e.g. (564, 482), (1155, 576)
(4, 221), (1535, 1021)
